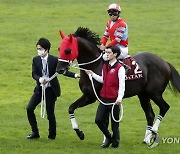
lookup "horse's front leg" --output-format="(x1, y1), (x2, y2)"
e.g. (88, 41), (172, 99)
(69, 94), (96, 140)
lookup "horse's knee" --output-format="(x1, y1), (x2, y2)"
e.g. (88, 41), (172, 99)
(68, 105), (75, 114)
(165, 103), (170, 112)
(160, 103), (170, 117)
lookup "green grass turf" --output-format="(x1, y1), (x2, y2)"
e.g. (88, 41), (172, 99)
(0, 0), (180, 153)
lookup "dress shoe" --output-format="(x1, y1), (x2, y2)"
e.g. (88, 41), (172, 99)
(27, 132), (40, 139)
(48, 136), (56, 140)
(101, 138), (112, 148)
(48, 133), (56, 140)
(111, 141), (119, 148)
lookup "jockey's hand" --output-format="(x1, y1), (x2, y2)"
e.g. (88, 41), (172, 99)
(85, 70), (94, 76)
(100, 44), (106, 51)
(115, 100), (121, 105)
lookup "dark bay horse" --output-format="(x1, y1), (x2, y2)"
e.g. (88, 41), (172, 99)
(56, 27), (180, 144)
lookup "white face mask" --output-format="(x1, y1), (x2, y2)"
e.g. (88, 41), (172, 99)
(102, 52), (109, 61)
(38, 50), (46, 57)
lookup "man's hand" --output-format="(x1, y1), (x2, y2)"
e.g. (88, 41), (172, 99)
(42, 79), (48, 84)
(115, 100), (121, 105)
(85, 70), (94, 76)
(39, 77), (48, 85)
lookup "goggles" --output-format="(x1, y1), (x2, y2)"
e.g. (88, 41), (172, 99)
(108, 10), (119, 16)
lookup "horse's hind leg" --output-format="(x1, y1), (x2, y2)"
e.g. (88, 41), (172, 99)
(138, 93), (155, 142)
(69, 94), (96, 140)
(150, 94), (170, 133)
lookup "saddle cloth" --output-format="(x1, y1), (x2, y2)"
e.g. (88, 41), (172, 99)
(124, 57), (143, 81)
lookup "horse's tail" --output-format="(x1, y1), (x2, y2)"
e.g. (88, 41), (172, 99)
(168, 62), (180, 93)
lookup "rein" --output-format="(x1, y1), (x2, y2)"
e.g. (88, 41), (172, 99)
(72, 52), (103, 67)
(40, 72), (58, 118)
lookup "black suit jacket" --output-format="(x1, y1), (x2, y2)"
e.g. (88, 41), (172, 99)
(32, 54), (61, 97)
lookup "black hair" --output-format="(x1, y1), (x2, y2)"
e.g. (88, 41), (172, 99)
(106, 46), (121, 57)
(36, 38), (51, 52)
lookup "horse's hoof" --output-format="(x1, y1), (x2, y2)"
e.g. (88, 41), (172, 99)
(146, 132), (160, 148)
(78, 130), (85, 140)
(74, 129), (85, 140)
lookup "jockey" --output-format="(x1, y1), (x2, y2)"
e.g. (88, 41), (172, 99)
(100, 3), (128, 59)
(100, 3), (130, 73)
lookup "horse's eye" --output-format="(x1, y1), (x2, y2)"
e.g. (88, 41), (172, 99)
(65, 48), (71, 55)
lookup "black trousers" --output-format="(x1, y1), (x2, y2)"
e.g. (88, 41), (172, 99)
(26, 87), (57, 138)
(95, 102), (120, 142)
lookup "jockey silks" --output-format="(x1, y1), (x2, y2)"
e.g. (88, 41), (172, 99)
(101, 18), (128, 47)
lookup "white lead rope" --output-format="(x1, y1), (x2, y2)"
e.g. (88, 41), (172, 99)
(88, 74), (123, 122)
(72, 65), (123, 122)
(40, 85), (46, 118)
(40, 72), (58, 118)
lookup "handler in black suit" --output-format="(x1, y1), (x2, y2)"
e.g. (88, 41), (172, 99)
(26, 38), (79, 140)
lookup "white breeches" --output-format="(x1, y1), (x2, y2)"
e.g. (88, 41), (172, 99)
(116, 45), (129, 59)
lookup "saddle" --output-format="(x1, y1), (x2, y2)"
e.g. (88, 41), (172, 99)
(123, 57), (144, 81)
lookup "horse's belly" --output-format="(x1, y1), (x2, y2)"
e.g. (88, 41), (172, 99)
(124, 79), (146, 98)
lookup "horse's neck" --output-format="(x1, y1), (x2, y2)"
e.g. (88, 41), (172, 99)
(77, 37), (103, 74)
(77, 51), (103, 75)
(90, 59), (103, 75)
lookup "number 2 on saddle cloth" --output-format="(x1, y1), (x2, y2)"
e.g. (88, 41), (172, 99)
(124, 57), (143, 81)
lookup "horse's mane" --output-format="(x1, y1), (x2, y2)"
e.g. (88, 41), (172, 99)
(73, 27), (101, 46)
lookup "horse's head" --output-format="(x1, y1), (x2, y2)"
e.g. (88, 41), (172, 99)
(56, 30), (78, 74)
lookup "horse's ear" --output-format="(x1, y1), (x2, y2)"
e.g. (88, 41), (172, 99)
(69, 34), (73, 42)
(59, 30), (65, 39)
